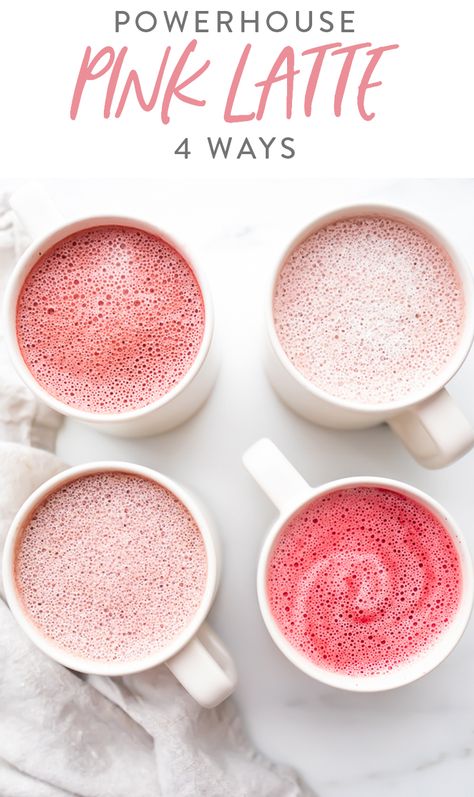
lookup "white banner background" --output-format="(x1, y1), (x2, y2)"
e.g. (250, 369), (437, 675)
(0, 0), (472, 178)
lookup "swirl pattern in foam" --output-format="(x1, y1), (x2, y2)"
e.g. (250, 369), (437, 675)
(273, 214), (465, 404)
(14, 472), (208, 662)
(267, 487), (462, 677)
(16, 225), (205, 414)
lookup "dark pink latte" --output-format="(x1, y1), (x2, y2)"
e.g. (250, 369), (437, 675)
(14, 472), (208, 662)
(266, 487), (462, 677)
(273, 214), (465, 404)
(16, 225), (205, 414)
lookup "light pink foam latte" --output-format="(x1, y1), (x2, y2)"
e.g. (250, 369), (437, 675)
(273, 214), (465, 404)
(14, 472), (208, 662)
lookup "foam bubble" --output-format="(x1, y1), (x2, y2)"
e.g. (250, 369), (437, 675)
(16, 225), (205, 414)
(14, 472), (208, 663)
(273, 215), (465, 404)
(266, 486), (462, 677)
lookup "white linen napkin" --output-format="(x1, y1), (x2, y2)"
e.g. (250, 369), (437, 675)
(0, 197), (313, 797)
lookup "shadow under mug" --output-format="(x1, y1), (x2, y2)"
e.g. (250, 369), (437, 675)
(2, 461), (236, 708)
(243, 438), (474, 691)
(265, 204), (474, 468)
(4, 184), (218, 438)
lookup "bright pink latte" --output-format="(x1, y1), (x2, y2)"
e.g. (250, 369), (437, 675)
(273, 214), (465, 404)
(16, 225), (205, 414)
(14, 472), (208, 662)
(266, 487), (462, 677)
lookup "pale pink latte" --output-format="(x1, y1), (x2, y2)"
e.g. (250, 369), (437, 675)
(14, 472), (208, 662)
(273, 214), (465, 404)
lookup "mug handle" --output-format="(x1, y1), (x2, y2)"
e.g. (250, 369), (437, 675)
(388, 388), (474, 469)
(166, 622), (237, 708)
(242, 438), (312, 512)
(10, 182), (64, 240)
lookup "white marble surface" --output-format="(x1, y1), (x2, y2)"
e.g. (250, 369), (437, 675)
(4, 178), (474, 796)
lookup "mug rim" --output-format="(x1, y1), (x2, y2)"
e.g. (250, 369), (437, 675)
(2, 460), (219, 676)
(257, 475), (474, 692)
(267, 203), (474, 416)
(3, 214), (214, 425)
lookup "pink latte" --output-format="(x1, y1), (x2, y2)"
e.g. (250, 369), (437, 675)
(273, 214), (465, 404)
(267, 486), (462, 677)
(16, 225), (205, 414)
(14, 472), (208, 662)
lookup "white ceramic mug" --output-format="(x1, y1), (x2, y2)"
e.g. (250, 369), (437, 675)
(243, 438), (473, 691)
(4, 184), (217, 437)
(265, 204), (474, 468)
(2, 460), (236, 708)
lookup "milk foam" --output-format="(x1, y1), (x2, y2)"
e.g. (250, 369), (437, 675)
(267, 486), (462, 677)
(273, 215), (465, 404)
(14, 472), (208, 662)
(16, 225), (205, 414)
